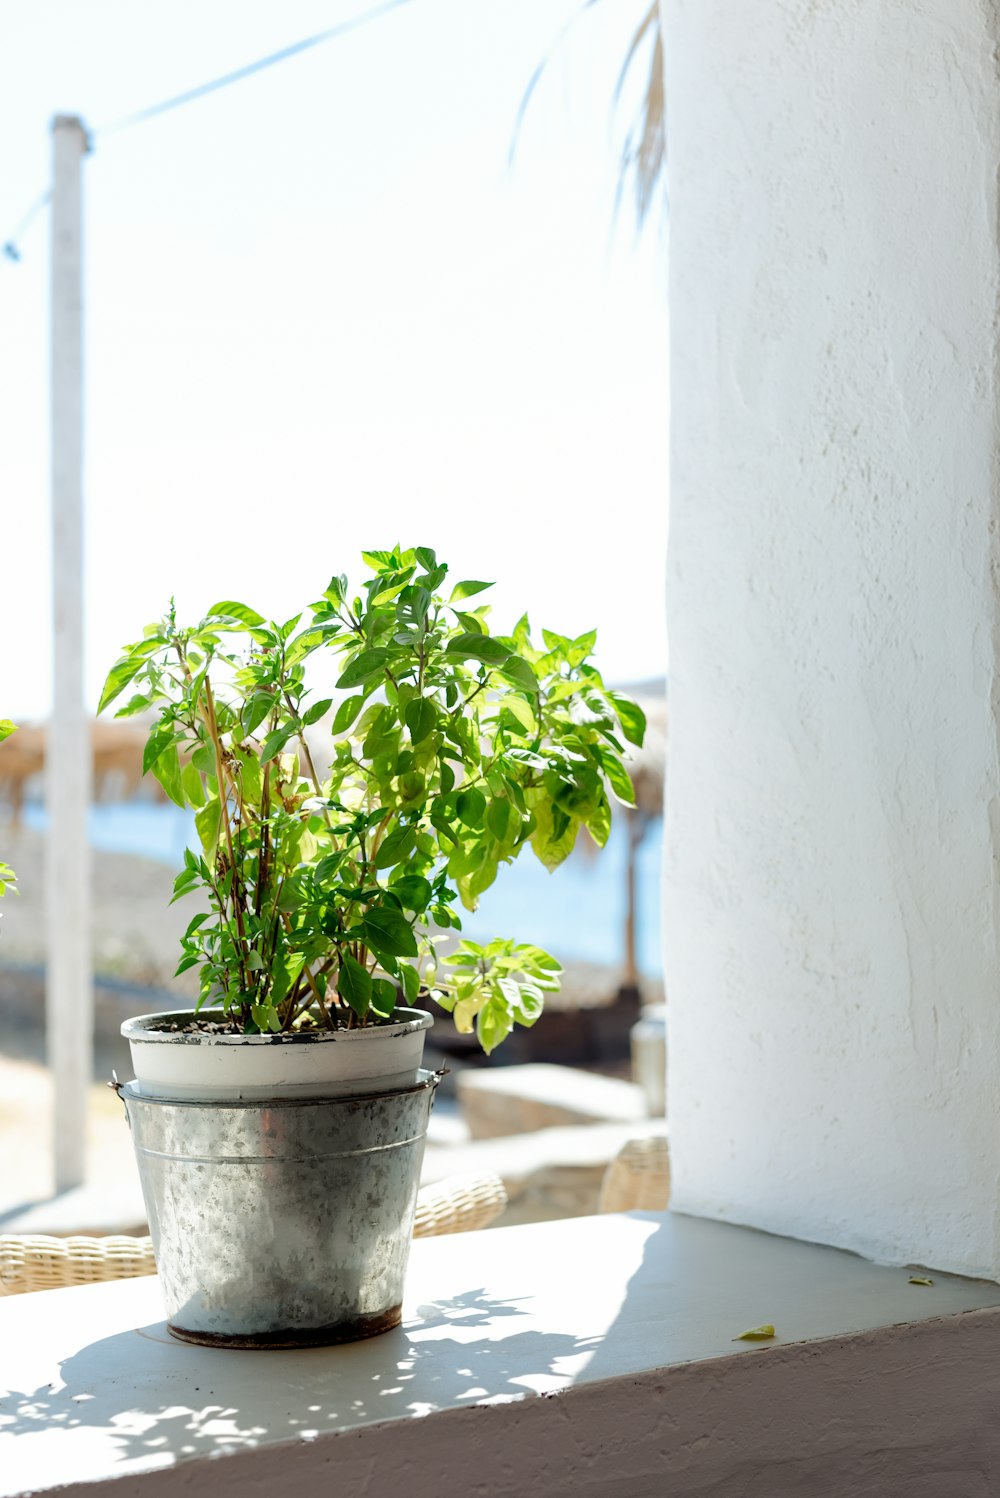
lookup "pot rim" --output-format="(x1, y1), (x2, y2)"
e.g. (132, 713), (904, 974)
(121, 1007), (434, 1046)
(116, 1066), (442, 1108)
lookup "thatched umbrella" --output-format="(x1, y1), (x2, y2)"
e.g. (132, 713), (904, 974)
(0, 720), (155, 829)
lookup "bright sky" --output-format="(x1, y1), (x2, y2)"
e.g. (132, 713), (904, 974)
(0, 0), (668, 720)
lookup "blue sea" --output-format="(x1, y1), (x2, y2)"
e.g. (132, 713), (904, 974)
(19, 800), (663, 975)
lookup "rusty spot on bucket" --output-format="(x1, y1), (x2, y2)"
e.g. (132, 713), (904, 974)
(166, 1304), (403, 1350)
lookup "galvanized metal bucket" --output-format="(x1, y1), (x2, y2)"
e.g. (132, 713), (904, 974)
(120, 1070), (440, 1348)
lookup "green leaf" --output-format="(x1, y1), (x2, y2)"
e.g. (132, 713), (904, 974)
(516, 943), (562, 974)
(0, 720), (16, 745)
(587, 793), (612, 849)
(529, 792), (579, 871)
(361, 905), (418, 957)
(486, 798), (511, 843)
(909, 1276), (934, 1287)
(99, 655), (146, 714)
(336, 647), (394, 689)
(170, 867), (198, 904)
(446, 634), (511, 666)
(251, 1004), (280, 1033)
(609, 693), (647, 748)
(450, 579), (494, 602)
(404, 698), (436, 745)
(302, 697), (333, 726)
(414, 546), (437, 571)
(191, 742), (216, 776)
(234, 750), (263, 807)
(333, 694), (365, 733)
(286, 627), (326, 664)
(243, 692), (273, 736)
(181, 760), (206, 808)
(271, 950), (306, 1006)
(499, 656), (538, 694)
(113, 694), (154, 719)
(453, 612), (486, 636)
(500, 695), (535, 733)
(314, 851), (345, 885)
(600, 749), (635, 807)
(195, 798), (222, 862)
(389, 873), (432, 911)
(370, 977), (397, 1017)
(338, 954), (372, 1017)
(568, 628), (597, 666)
(207, 600), (265, 627)
(456, 787), (486, 829)
(373, 825), (416, 869)
(133, 631), (168, 654)
(398, 770), (425, 804)
(465, 859), (498, 903)
(372, 579), (411, 606)
(398, 963), (420, 1004)
(396, 585), (432, 624)
(514, 983), (545, 1026)
(733, 1325), (776, 1341)
(142, 725), (177, 777)
(260, 726), (294, 763)
(151, 745), (185, 808)
(277, 879), (303, 910)
(476, 998), (513, 1055)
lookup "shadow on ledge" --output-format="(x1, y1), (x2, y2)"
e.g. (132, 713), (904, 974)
(0, 1286), (601, 1476)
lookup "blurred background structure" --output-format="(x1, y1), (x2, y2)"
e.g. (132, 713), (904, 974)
(0, 0), (668, 1229)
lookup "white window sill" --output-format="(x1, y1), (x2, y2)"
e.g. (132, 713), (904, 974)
(3, 1211), (1000, 1496)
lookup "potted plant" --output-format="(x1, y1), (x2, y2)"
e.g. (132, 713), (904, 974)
(101, 545), (645, 1347)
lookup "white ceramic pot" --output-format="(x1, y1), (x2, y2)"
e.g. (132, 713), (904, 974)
(122, 1008), (434, 1102)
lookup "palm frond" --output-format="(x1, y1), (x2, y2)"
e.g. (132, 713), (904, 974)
(618, 11), (665, 226)
(511, 0), (666, 228)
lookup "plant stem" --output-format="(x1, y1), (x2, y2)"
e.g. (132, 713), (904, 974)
(279, 913), (334, 1029)
(203, 677), (251, 1012)
(281, 689), (335, 833)
(368, 809), (394, 865)
(255, 760), (270, 920)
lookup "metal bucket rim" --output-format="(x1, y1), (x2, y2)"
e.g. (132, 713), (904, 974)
(122, 1007), (434, 1046)
(117, 1067), (443, 1110)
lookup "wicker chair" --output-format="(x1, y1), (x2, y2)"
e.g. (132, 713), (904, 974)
(1, 1144), (670, 1297)
(598, 1135), (670, 1214)
(0, 1171), (507, 1298)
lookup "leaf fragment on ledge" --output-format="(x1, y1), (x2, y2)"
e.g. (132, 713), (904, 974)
(733, 1324), (776, 1341)
(908, 1275), (934, 1287)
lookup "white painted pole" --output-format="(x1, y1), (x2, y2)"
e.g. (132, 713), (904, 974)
(47, 114), (91, 1194)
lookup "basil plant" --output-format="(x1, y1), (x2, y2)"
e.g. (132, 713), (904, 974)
(99, 547), (645, 1053)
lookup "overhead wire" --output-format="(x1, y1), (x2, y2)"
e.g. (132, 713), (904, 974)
(95, 0), (412, 136)
(1, 0), (412, 263)
(2, 188), (52, 263)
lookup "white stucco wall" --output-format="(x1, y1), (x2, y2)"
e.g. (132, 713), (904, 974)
(663, 0), (1000, 1277)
